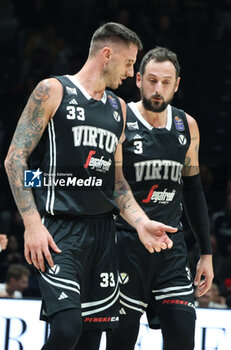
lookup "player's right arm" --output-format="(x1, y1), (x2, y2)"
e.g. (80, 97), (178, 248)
(4, 78), (62, 272)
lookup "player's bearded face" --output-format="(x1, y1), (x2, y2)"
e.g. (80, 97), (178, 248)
(140, 86), (175, 113)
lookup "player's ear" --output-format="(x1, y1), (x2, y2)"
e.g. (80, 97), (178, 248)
(102, 47), (112, 63)
(174, 76), (181, 92)
(136, 72), (142, 88)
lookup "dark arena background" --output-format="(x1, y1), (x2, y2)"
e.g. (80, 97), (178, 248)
(0, 1), (231, 349)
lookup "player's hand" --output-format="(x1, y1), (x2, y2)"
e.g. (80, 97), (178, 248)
(136, 220), (178, 253)
(0, 234), (8, 251)
(194, 254), (214, 297)
(24, 223), (61, 272)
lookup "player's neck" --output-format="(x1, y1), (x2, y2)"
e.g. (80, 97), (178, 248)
(136, 101), (167, 128)
(74, 59), (106, 100)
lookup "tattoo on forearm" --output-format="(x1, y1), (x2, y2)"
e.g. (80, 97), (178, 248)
(184, 156), (191, 166)
(114, 181), (140, 217)
(5, 81), (50, 216)
(135, 217), (144, 224)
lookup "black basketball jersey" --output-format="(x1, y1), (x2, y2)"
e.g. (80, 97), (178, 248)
(116, 102), (191, 230)
(30, 75), (124, 216)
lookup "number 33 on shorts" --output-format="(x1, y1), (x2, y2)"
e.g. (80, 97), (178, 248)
(100, 272), (116, 287)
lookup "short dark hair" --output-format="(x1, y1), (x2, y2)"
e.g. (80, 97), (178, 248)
(139, 46), (180, 78)
(89, 22), (143, 56)
(6, 264), (30, 283)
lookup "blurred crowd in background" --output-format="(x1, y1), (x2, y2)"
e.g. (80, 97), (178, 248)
(0, 0), (231, 308)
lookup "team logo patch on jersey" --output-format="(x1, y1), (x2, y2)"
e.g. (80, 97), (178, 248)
(113, 111), (121, 122)
(108, 95), (118, 109)
(127, 121), (139, 130)
(119, 273), (129, 284)
(48, 264), (60, 275)
(66, 86), (77, 95)
(174, 116), (185, 131)
(178, 134), (187, 145)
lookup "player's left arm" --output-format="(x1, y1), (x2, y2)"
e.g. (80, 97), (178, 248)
(113, 98), (177, 253)
(182, 114), (214, 297)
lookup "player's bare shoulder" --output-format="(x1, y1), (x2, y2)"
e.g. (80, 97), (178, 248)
(30, 78), (63, 120)
(185, 113), (199, 139)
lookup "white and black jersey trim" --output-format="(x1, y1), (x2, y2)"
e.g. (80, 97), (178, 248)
(152, 283), (194, 300)
(81, 280), (120, 316)
(119, 291), (148, 314)
(45, 119), (56, 215)
(40, 271), (80, 294)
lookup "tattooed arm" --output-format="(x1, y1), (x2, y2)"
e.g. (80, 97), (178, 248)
(182, 114), (200, 176)
(4, 78), (62, 271)
(182, 114), (214, 296)
(114, 99), (177, 253)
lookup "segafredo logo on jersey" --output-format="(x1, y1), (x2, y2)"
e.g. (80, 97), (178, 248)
(72, 126), (118, 154)
(142, 185), (176, 204)
(134, 159), (183, 183)
(84, 150), (112, 172)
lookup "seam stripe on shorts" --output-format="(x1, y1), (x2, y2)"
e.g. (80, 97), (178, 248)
(40, 272), (80, 294)
(120, 299), (145, 314)
(154, 289), (194, 300)
(82, 288), (120, 316)
(82, 279), (119, 309)
(120, 291), (148, 308)
(43, 273), (80, 289)
(152, 283), (193, 293)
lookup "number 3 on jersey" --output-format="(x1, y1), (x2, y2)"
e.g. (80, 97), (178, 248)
(134, 140), (143, 154)
(66, 106), (85, 121)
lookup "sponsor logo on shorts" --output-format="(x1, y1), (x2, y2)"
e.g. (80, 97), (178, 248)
(162, 299), (195, 309)
(48, 264), (60, 275)
(84, 316), (119, 323)
(58, 292), (68, 300)
(119, 273), (129, 284)
(119, 308), (127, 315)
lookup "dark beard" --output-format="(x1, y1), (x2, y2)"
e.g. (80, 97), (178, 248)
(142, 94), (173, 113)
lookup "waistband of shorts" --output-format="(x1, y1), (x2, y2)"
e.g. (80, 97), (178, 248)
(43, 212), (114, 221)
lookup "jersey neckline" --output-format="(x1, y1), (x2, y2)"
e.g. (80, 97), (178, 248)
(66, 75), (107, 104)
(128, 102), (172, 131)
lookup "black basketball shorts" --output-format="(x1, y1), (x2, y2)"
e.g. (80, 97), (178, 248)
(117, 229), (196, 329)
(37, 215), (119, 330)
